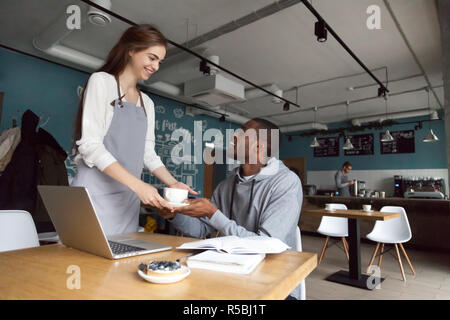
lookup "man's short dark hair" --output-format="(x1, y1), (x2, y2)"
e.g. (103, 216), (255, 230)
(251, 118), (280, 157)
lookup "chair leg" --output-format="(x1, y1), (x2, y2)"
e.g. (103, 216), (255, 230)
(341, 237), (349, 261)
(367, 242), (380, 272)
(399, 243), (416, 276)
(377, 243), (384, 268)
(318, 236), (329, 264)
(394, 244), (407, 282)
(342, 237), (349, 252)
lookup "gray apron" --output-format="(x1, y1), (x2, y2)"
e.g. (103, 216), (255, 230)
(72, 75), (147, 236)
(336, 170), (351, 197)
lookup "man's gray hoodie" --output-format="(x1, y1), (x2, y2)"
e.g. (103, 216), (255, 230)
(170, 157), (304, 299)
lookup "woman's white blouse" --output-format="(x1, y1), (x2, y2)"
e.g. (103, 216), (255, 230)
(75, 71), (164, 172)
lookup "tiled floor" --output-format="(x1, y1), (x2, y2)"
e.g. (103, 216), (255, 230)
(301, 234), (450, 300)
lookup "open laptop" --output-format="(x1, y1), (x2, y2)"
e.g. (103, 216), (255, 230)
(37, 185), (171, 259)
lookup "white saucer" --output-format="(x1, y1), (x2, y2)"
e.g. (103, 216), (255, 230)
(362, 209), (374, 213)
(137, 266), (190, 284)
(325, 209), (336, 212)
(168, 201), (189, 208)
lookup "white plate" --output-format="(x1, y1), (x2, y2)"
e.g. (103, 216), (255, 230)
(324, 209), (336, 212)
(168, 201), (189, 208)
(362, 209), (374, 213)
(137, 265), (191, 284)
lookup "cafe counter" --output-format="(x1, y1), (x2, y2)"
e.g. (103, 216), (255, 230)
(300, 195), (450, 253)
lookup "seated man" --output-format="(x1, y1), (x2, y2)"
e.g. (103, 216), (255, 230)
(158, 118), (303, 299)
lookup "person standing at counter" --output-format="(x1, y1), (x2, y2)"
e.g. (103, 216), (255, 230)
(335, 161), (355, 197)
(71, 24), (196, 236)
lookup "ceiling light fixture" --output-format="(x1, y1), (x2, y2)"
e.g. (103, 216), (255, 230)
(423, 87), (439, 142)
(310, 107), (320, 148)
(310, 137), (320, 148)
(381, 95), (394, 142)
(343, 137), (354, 150)
(199, 60), (210, 75)
(314, 20), (327, 42)
(283, 102), (290, 111)
(343, 101), (354, 150)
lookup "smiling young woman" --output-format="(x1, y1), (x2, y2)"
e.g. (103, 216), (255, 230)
(71, 24), (197, 236)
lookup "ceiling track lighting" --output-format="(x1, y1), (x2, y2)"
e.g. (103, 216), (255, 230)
(199, 60), (211, 75)
(378, 87), (388, 98)
(80, 0), (390, 113)
(314, 20), (327, 42)
(283, 102), (290, 111)
(219, 114), (226, 122)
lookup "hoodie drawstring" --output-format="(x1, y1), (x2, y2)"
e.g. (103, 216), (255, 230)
(229, 176), (255, 221)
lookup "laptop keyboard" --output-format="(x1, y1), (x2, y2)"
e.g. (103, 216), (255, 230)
(108, 240), (146, 255)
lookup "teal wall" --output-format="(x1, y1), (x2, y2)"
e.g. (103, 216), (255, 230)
(280, 116), (448, 171)
(0, 46), (239, 195)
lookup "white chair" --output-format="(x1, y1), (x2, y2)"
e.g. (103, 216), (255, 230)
(0, 210), (40, 252)
(316, 203), (349, 264)
(295, 226), (306, 300)
(366, 206), (415, 281)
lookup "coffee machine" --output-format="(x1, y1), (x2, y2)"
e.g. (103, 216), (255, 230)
(350, 180), (366, 197)
(394, 175), (446, 199)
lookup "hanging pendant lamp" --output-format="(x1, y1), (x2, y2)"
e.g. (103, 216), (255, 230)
(310, 107), (321, 148)
(381, 96), (394, 142)
(381, 129), (394, 142)
(310, 136), (320, 148)
(343, 137), (354, 150)
(423, 129), (439, 142)
(423, 88), (439, 143)
(343, 102), (354, 150)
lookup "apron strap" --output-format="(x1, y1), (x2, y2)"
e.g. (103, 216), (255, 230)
(112, 75), (147, 117)
(111, 75), (125, 107)
(138, 90), (147, 117)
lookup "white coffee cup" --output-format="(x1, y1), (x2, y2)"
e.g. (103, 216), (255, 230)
(325, 203), (333, 211)
(163, 187), (188, 203)
(362, 204), (372, 212)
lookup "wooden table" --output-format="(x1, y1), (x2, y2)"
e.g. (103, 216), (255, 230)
(304, 209), (400, 290)
(0, 233), (317, 300)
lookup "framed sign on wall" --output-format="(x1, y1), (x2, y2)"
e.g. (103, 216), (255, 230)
(313, 136), (340, 157)
(380, 130), (415, 154)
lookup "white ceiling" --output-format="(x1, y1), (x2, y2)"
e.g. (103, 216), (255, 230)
(0, 0), (444, 126)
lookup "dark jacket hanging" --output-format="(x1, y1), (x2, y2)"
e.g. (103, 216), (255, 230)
(0, 109), (39, 214)
(0, 109), (68, 233)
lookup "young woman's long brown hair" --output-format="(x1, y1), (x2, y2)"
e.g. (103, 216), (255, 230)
(72, 24), (168, 151)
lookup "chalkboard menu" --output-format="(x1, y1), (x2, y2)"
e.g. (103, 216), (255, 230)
(344, 133), (374, 156)
(313, 136), (340, 157)
(380, 130), (415, 154)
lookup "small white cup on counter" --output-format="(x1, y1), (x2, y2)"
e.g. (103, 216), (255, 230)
(325, 203), (334, 211)
(362, 204), (372, 212)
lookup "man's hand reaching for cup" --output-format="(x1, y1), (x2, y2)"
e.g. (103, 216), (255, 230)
(157, 207), (177, 220)
(172, 198), (218, 219)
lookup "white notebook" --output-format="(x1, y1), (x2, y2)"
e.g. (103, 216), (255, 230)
(177, 235), (290, 254)
(187, 250), (266, 275)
